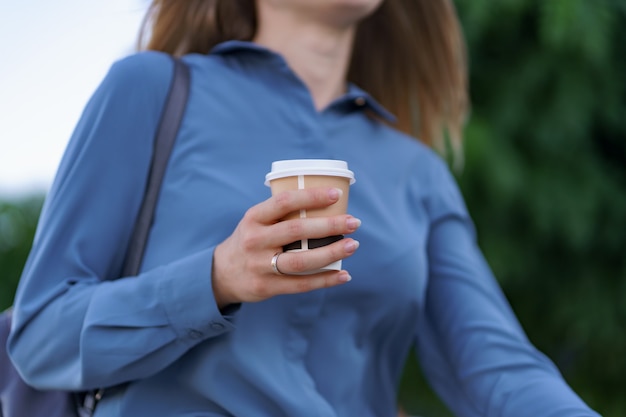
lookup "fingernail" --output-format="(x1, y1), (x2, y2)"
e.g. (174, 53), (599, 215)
(345, 240), (360, 252)
(346, 217), (361, 230)
(339, 272), (352, 282)
(328, 188), (343, 201)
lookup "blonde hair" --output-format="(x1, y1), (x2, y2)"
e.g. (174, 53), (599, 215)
(138, 0), (468, 152)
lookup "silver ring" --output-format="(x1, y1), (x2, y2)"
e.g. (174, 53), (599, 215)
(271, 252), (285, 275)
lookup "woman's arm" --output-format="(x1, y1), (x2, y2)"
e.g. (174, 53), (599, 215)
(415, 156), (600, 417)
(8, 53), (235, 391)
(8, 51), (360, 392)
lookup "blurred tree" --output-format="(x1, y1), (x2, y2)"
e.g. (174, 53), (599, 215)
(400, 0), (626, 416)
(0, 196), (43, 310)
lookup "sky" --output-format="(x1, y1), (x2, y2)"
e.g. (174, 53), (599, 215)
(0, 0), (147, 197)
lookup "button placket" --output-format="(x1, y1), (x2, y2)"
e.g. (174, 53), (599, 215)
(187, 329), (204, 339)
(210, 322), (225, 331)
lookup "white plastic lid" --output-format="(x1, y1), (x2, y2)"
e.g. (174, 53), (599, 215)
(265, 159), (355, 186)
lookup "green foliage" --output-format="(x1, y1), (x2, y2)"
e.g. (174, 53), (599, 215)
(400, 0), (625, 415)
(0, 196), (43, 310)
(1, 0), (624, 415)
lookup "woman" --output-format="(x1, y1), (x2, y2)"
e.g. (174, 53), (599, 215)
(9, 0), (599, 416)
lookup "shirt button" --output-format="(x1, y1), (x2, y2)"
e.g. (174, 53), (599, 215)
(187, 329), (204, 339)
(210, 322), (225, 331)
(354, 97), (366, 106)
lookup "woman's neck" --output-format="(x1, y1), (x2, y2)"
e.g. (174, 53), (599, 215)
(253, 8), (355, 111)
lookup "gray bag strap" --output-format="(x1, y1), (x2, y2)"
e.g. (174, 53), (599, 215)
(121, 56), (191, 277)
(79, 56), (191, 417)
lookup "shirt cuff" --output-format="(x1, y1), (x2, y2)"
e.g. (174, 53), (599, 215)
(157, 247), (237, 344)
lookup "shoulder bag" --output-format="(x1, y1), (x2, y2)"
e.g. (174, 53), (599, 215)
(0, 55), (190, 417)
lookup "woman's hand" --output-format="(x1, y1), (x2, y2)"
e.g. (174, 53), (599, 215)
(212, 187), (361, 308)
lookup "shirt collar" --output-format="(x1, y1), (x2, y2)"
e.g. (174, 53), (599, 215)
(211, 40), (272, 55)
(211, 40), (397, 124)
(342, 84), (397, 124)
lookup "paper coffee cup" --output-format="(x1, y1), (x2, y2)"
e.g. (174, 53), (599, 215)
(265, 159), (355, 273)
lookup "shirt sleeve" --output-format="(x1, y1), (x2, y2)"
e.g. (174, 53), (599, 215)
(414, 155), (600, 416)
(8, 52), (237, 392)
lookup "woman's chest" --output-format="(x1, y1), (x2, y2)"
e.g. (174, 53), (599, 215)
(145, 108), (432, 314)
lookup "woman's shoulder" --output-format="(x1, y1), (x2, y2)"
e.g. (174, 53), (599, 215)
(377, 124), (464, 202)
(108, 50), (174, 77)
(377, 122), (448, 171)
(99, 51), (176, 100)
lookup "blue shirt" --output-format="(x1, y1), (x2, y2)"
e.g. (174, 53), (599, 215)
(9, 41), (599, 417)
